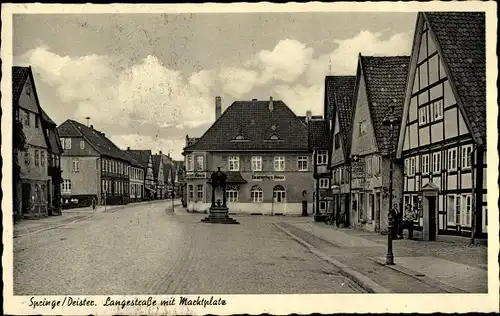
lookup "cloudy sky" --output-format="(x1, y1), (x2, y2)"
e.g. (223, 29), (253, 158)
(13, 12), (416, 160)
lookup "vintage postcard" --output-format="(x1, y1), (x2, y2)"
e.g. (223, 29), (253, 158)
(2, 2), (498, 315)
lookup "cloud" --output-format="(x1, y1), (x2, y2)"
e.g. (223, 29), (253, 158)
(251, 39), (314, 84)
(307, 31), (412, 85)
(218, 67), (259, 98)
(273, 84), (324, 116)
(188, 69), (215, 94)
(18, 46), (215, 130)
(110, 133), (186, 161)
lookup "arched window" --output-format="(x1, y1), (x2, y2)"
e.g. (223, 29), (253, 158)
(250, 185), (263, 203)
(273, 185), (286, 203)
(226, 185), (239, 203)
(235, 135), (245, 140)
(270, 135), (279, 140)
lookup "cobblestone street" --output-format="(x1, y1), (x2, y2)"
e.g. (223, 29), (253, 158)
(13, 202), (363, 295)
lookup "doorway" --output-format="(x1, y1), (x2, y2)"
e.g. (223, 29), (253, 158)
(427, 196), (437, 241)
(21, 183), (31, 216)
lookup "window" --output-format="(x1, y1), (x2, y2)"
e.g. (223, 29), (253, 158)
(462, 194), (472, 227)
(186, 155), (194, 171)
(273, 185), (286, 203)
(188, 184), (194, 201)
(250, 185), (263, 203)
(65, 138), (72, 150)
(319, 178), (329, 189)
(419, 107), (428, 125)
(24, 110), (30, 127)
(407, 157), (416, 176)
(297, 156), (308, 171)
(455, 195), (461, 224)
(61, 180), (71, 194)
(34, 150), (40, 166)
(448, 148), (457, 171)
(373, 156), (381, 175)
(228, 156), (239, 171)
(432, 99), (443, 120)
(462, 145), (472, 169)
(251, 156), (262, 171)
(226, 185), (239, 203)
(433, 152), (441, 174)
(196, 156), (204, 171)
(80, 140), (85, 149)
(366, 157), (372, 177)
(422, 154), (430, 175)
(334, 133), (340, 149)
(317, 150), (328, 165)
(72, 158), (80, 172)
(41, 151), (45, 166)
(359, 120), (367, 135)
(274, 156), (285, 171)
(196, 185), (204, 200)
(35, 115), (40, 128)
(319, 201), (327, 211)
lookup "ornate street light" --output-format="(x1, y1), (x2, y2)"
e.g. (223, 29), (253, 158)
(382, 105), (401, 266)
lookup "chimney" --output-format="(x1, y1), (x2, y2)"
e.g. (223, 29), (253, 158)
(269, 96), (274, 112)
(215, 96), (222, 120)
(159, 150), (162, 155)
(127, 146), (130, 151)
(90, 124), (94, 130)
(85, 117), (91, 127)
(305, 110), (312, 123)
(252, 98), (257, 101)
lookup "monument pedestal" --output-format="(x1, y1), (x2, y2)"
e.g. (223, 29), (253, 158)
(201, 206), (239, 224)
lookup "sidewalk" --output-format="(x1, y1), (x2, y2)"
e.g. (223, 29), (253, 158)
(276, 220), (487, 293)
(13, 199), (181, 238)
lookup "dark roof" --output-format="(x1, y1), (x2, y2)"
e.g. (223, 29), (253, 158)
(41, 110), (63, 154)
(424, 12), (486, 143)
(123, 150), (144, 168)
(184, 100), (309, 151)
(41, 109), (57, 126)
(57, 120), (130, 161)
(163, 161), (173, 183)
(360, 56), (410, 154)
(12, 66), (30, 102)
(151, 155), (161, 179)
(207, 171), (247, 184)
(308, 120), (329, 150)
(128, 149), (152, 167)
(325, 76), (356, 153)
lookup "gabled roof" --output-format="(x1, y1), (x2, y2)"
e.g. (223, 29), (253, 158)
(151, 155), (162, 180)
(41, 110), (63, 154)
(128, 149), (152, 168)
(123, 150), (144, 168)
(358, 55), (410, 154)
(424, 12), (486, 143)
(184, 100), (309, 152)
(12, 66), (30, 102)
(163, 162), (173, 183)
(41, 109), (57, 126)
(325, 76), (356, 154)
(57, 119), (130, 161)
(308, 120), (329, 150)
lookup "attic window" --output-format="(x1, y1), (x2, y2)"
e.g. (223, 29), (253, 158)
(235, 135), (245, 140)
(270, 135), (279, 140)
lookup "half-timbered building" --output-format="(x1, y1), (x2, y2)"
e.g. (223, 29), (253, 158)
(396, 12), (487, 241)
(128, 149), (155, 200)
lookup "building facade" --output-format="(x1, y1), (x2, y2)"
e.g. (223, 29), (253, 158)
(183, 97), (314, 215)
(57, 120), (131, 208)
(128, 150), (155, 200)
(12, 66), (51, 219)
(326, 76), (356, 226)
(349, 55), (409, 232)
(124, 148), (144, 202)
(152, 153), (165, 199)
(396, 12), (487, 240)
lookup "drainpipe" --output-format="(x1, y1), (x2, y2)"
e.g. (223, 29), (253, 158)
(470, 144), (480, 245)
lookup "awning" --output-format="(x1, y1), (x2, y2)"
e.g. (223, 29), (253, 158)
(206, 171), (247, 185)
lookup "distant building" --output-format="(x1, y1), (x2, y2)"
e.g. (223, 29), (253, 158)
(349, 55), (410, 232)
(325, 76), (356, 225)
(183, 96), (313, 215)
(12, 66), (52, 219)
(57, 120), (131, 208)
(151, 153), (165, 199)
(127, 149), (155, 200)
(173, 160), (185, 200)
(124, 148), (145, 202)
(396, 12), (487, 240)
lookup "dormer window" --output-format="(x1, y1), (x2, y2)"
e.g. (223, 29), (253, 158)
(235, 135), (244, 140)
(270, 135), (279, 140)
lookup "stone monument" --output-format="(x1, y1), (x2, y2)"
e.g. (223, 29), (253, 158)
(201, 167), (239, 224)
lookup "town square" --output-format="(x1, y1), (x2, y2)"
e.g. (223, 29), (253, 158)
(4, 3), (496, 314)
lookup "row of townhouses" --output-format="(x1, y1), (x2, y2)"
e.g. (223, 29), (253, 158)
(323, 12), (487, 241)
(12, 66), (185, 218)
(181, 12), (487, 242)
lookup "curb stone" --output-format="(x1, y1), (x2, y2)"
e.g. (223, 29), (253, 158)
(13, 215), (93, 238)
(274, 223), (392, 294)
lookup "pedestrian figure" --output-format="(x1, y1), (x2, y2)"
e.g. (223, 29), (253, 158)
(399, 204), (416, 239)
(92, 197), (96, 211)
(390, 203), (401, 239)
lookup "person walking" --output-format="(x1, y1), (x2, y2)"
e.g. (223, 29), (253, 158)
(92, 197), (97, 211)
(390, 203), (401, 239)
(399, 204), (416, 239)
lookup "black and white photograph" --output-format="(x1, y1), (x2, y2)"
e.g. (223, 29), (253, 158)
(2, 2), (498, 315)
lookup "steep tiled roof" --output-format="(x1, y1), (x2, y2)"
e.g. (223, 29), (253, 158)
(123, 150), (143, 168)
(41, 110), (63, 154)
(151, 155), (161, 180)
(12, 66), (29, 102)
(325, 76), (356, 153)
(360, 56), (410, 154)
(424, 12), (486, 143)
(184, 100), (309, 151)
(41, 109), (57, 126)
(163, 161), (173, 183)
(308, 120), (329, 150)
(128, 150), (152, 168)
(57, 120), (130, 161)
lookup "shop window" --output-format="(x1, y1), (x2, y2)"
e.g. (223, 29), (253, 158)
(273, 185), (286, 203)
(226, 185), (239, 203)
(250, 185), (263, 203)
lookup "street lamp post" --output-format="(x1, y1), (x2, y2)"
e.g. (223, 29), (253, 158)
(382, 106), (400, 266)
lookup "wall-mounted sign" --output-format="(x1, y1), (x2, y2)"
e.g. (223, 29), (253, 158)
(185, 172), (207, 179)
(251, 174), (285, 181)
